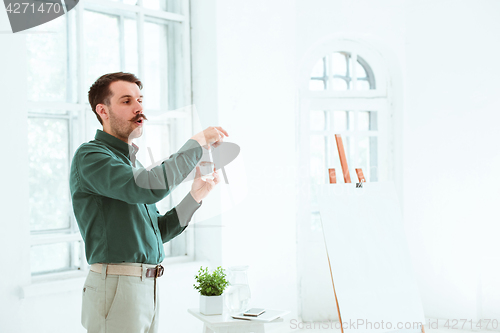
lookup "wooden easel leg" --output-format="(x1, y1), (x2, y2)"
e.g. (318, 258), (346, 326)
(326, 253), (344, 333)
(335, 134), (351, 183)
(355, 168), (366, 183)
(329, 168), (337, 184)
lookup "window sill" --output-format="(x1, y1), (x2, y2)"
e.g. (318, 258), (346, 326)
(22, 269), (88, 299)
(161, 254), (196, 266)
(21, 257), (208, 299)
(162, 256), (209, 273)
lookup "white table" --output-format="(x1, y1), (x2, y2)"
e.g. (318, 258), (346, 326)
(187, 308), (284, 333)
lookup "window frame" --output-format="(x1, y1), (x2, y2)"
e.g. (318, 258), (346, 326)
(296, 39), (395, 319)
(27, 109), (86, 277)
(27, 0), (194, 281)
(297, 39), (392, 240)
(310, 52), (376, 91)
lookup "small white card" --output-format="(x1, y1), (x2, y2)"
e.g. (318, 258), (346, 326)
(231, 309), (290, 322)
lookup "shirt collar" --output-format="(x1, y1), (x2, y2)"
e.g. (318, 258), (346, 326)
(94, 129), (139, 158)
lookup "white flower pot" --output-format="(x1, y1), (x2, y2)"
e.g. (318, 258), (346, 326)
(200, 295), (223, 315)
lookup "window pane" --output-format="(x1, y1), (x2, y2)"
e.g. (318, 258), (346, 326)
(28, 117), (71, 232)
(310, 57), (325, 77)
(85, 10), (121, 90)
(30, 241), (81, 275)
(344, 136), (352, 168)
(357, 55), (376, 90)
(327, 135), (342, 182)
(67, 10), (78, 102)
(309, 79), (325, 91)
(30, 109), (68, 115)
(357, 137), (378, 182)
(326, 134), (351, 183)
(144, 21), (168, 110)
(332, 78), (348, 90)
(110, 0), (138, 4)
(358, 137), (369, 179)
(143, 0), (181, 13)
(358, 111), (378, 131)
(356, 80), (370, 91)
(332, 110), (352, 131)
(331, 52), (347, 76)
(124, 18), (139, 74)
(163, 242), (172, 257)
(356, 60), (367, 78)
(143, 0), (164, 10)
(310, 110), (326, 131)
(310, 52), (377, 91)
(170, 230), (186, 255)
(26, 14), (76, 102)
(330, 135), (351, 183)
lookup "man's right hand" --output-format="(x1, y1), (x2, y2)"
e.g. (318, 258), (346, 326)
(191, 126), (229, 149)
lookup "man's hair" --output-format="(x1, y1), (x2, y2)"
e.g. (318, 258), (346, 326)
(88, 72), (143, 125)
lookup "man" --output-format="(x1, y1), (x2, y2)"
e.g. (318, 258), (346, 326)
(69, 72), (228, 332)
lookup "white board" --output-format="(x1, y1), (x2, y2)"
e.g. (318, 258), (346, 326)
(318, 182), (424, 333)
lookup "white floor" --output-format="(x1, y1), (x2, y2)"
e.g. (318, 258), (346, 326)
(274, 329), (481, 333)
(266, 319), (492, 333)
(272, 328), (483, 333)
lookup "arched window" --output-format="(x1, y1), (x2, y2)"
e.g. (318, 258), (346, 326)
(309, 52), (376, 91)
(306, 51), (381, 188)
(297, 41), (393, 321)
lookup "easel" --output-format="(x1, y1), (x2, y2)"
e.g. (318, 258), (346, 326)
(325, 134), (425, 333)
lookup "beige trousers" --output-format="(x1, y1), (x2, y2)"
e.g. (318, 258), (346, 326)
(81, 263), (159, 333)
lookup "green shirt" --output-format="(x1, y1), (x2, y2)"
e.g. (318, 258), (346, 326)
(70, 129), (203, 265)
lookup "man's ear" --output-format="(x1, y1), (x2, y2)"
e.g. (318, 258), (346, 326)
(96, 104), (109, 122)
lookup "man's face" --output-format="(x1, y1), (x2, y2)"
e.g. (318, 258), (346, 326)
(101, 80), (147, 143)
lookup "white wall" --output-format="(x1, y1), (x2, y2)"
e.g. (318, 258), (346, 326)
(0, 10), (32, 331)
(191, 0), (299, 321)
(404, 0), (500, 321)
(217, 0), (298, 315)
(2, 0), (500, 331)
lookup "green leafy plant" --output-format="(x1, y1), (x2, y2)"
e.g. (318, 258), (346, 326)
(193, 266), (229, 296)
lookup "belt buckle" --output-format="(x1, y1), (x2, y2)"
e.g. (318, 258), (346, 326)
(156, 265), (164, 278)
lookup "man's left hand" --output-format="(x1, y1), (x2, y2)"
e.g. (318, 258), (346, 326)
(190, 166), (220, 203)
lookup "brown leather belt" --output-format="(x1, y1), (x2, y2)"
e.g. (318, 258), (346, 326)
(90, 263), (164, 278)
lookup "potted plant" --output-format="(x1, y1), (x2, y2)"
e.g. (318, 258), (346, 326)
(193, 266), (229, 315)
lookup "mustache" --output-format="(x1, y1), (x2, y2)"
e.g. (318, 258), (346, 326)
(131, 114), (148, 122)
